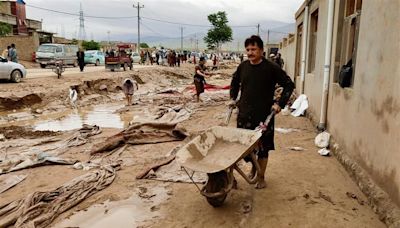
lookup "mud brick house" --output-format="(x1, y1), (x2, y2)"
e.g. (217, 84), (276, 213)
(0, 0), (54, 61)
(279, 0), (400, 225)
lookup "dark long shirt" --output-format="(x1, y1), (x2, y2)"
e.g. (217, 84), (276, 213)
(230, 58), (294, 123)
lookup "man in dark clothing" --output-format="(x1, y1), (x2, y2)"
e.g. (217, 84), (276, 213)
(77, 48), (85, 72)
(274, 53), (284, 68)
(229, 35), (294, 189)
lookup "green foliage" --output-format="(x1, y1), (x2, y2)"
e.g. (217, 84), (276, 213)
(140, 43), (149, 48)
(204, 11), (233, 50)
(82, 40), (100, 50)
(0, 22), (12, 37)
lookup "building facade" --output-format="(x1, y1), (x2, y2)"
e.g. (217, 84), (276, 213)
(280, 0), (400, 213)
(0, 0), (42, 35)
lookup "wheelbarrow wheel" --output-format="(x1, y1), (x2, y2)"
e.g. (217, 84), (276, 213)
(205, 171), (229, 207)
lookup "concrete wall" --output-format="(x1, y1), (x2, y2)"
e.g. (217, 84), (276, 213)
(292, 0), (400, 207)
(295, 0), (329, 122)
(326, 0), (400, 206)
(0, 33), (39, 61)
(279, 36), (296, 82)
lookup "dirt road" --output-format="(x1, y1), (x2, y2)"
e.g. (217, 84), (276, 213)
(0, 63), (385, 227)
(26, 64), (152, 79)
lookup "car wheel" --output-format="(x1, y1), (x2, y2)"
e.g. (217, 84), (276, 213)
(11, 70), (22, 83)
(40, 63), (46, 68)
(95, 59), (100, 66)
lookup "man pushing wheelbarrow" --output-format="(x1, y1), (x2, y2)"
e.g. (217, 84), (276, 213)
(176, 35), (294, 207)
(228, 35), (294, 189)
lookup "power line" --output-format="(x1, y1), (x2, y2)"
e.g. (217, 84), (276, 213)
(141, 16), (211, 27)
(26, 4), (137, 19)
(140, 21), (194, 40)
(27, 4), (257, 28)
(142, 16), (256, 28)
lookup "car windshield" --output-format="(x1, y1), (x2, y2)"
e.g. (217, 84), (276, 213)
(38, 45), (56, 53)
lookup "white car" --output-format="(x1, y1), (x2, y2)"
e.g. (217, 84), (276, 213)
(0, 56), (27, 83)
(130, 52), (141, 64)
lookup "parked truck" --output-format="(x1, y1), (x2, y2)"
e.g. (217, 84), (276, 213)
(105, 44), (133, 71)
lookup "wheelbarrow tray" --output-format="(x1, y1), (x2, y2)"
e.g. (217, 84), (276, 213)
(176, 126), (262, 174)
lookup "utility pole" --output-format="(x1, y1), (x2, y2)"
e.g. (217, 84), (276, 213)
(133, 2), (144, 53)
(257, 23), (260, 36)
(78, 3), (86, 41)
(194, 33), (198, 52)
(61, 24), (65, 38)
(107, 31), (110, 44)
(180, 27), (184, 51)
(266, 29), (270, 54)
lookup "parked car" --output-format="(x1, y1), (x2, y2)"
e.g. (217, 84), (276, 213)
(0, 56), (27, 83)
(130, 52), (141, 64)
(84, 50), (105, 66)
(36, 44), (78, 68)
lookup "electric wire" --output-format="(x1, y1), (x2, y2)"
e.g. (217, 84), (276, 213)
(26, 4), (257, 27)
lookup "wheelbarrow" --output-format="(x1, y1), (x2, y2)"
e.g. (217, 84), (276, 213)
(176, 111), (274, 207)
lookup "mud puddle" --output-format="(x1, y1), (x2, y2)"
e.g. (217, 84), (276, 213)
(55, 185), (170, 228)
(34, 104), (134, 131)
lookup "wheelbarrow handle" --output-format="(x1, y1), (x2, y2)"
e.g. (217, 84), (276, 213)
(224, 106), (234, 125)
(255, 110), (276, 133)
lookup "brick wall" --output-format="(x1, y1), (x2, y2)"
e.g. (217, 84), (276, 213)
(0, 33), (39, 61)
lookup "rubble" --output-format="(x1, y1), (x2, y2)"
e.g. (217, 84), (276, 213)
(0, 164), (119, 228)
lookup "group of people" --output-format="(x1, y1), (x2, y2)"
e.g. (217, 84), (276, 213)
(2, 44), (18, 63)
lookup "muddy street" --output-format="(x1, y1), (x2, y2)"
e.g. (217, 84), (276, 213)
(0, 63), (385, 227)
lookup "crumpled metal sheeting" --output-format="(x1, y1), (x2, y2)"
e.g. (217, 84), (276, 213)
(0, 164), (119, 228)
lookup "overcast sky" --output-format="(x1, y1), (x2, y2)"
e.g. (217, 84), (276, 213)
(26, 0), (303, 48)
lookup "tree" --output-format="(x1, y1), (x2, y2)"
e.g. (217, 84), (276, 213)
(140, 43), (149, 48)
(82, 40), (100, 50)
(0, 22), (12, 37)
(204, 11), (232, 51)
